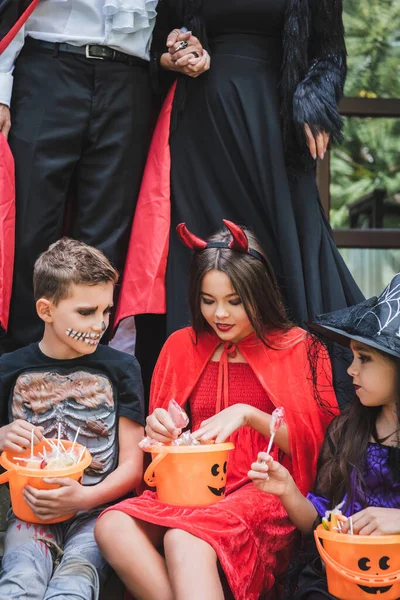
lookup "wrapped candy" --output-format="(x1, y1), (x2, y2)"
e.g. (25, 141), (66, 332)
(265, 407), (285, 455)
(139, 399), (199, 449)
(168, 399), (189, 429)
(323, 501), (348, 533)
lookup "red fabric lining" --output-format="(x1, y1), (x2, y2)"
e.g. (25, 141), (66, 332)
(114, 83), (177, 327)
(0, 136), (15, 333)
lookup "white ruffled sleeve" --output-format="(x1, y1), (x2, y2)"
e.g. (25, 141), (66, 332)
(103, 0), (158, 34)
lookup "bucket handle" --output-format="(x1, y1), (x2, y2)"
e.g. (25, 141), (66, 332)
(314, 529), (400, 585)
(143, 452), (168, 487)
(0, 471), (10, 485)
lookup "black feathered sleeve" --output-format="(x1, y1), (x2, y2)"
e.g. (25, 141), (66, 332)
(293, 0), (346, 145)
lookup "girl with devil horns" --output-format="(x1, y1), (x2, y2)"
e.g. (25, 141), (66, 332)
(95, 221), (339, 600)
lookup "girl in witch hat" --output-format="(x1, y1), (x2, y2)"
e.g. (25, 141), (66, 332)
(95, 220), (338, 600)
(249, 274), (400, 599)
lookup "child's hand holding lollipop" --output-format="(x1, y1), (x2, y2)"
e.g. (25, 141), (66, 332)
(248, 453), (293, 497)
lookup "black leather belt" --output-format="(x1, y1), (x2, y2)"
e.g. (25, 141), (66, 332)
(26, 38), (148, 68)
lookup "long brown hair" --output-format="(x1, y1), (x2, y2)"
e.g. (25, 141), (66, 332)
(188, 226), (292, 340)
(314, 351), (400, 508)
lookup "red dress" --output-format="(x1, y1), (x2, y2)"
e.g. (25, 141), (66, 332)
(102, 327), (338, 599)
(104, 362), (299, 600)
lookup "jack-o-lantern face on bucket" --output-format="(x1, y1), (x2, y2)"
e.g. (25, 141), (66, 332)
(208, 461), (227, 497)
(357, 556), (393, 595)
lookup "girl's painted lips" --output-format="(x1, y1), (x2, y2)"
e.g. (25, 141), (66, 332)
(354, 384), (361, 390)
(216, 324), (234, 332)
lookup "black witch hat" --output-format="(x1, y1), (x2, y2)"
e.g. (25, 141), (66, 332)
(309, 273), (400, 359)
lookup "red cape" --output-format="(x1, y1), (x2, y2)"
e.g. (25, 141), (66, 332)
(0, 135), (15, 334)
(114, 84), (176, 326)
(149, 326), (339, 496)
(0, 0), (39, 333)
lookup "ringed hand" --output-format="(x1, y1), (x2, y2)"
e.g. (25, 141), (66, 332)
(248, 453), (292, 496)
(161, 28), (210, 78)
(304, 124), (330, 160)
(168, 31), (204, 63)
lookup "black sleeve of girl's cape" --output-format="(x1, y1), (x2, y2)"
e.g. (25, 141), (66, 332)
(292, 0), (346, 145)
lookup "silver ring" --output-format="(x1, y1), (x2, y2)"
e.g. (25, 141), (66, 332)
(177, 41), (189, 50)
(191, 51), (199, 58)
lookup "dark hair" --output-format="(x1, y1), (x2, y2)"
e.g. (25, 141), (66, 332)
(314, 350), (400, 508)
(33, 238), (119, 304)
(188, 225), (292, 340)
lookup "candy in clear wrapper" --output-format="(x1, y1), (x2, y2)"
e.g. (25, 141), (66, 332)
(171, 431), (200, 446)
(263, 407), (286, 458)
(139, 436), (164, 450)
(270, 407), (285, 434)
(139, 400), (197, 448)
(168, 399), (189, 429)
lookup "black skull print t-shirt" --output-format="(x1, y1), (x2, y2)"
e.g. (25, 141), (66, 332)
(0, 343), (145, 485)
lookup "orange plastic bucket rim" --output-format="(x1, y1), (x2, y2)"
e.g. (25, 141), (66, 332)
(315, 524), (400, 589)
(0, 439), (92, 478)
(144, 442), (235, 455)
(0, 440), (92, 478)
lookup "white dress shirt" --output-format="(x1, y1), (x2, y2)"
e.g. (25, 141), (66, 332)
(0, 0), (158, 106)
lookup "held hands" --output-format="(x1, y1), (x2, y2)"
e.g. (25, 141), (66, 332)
(0, 104), (11, 140)
(23, 478), (93, 522)
(0, 420), (43, 453)
(341, 508), (400, 536)
(304, 124), (330, 160)
(161, 29), (210, 78)
(248, 453), (293, 497)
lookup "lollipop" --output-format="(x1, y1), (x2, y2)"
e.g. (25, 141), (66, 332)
(265, 407), (285, 455)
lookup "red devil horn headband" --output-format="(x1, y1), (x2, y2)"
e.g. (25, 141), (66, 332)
(176, 223), (207, 251)
(223, 219), (249, 252)
(176, 221), (266, 265)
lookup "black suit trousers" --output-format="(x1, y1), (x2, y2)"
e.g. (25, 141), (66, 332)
(5, 45), (153, 349)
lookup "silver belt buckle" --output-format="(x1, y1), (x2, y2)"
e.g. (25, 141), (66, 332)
(85, 45), (105, 60)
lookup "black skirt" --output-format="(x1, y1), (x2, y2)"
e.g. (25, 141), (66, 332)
(166, 33), (363, 333)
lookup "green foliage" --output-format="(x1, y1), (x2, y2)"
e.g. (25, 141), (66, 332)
(330, 0), (400, 227)
(344, 0), (400, 98)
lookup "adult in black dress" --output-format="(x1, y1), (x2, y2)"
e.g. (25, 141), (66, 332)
(130, 0), (364, 401)
(147, 0), (364, 334)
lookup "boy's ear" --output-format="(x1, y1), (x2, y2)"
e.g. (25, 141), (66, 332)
(36, 298), (54, 323)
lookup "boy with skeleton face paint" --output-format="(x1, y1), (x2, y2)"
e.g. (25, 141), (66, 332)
(0, 238), (145, 599)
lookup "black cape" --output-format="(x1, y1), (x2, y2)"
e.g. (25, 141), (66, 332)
(0, 0), (39, 54)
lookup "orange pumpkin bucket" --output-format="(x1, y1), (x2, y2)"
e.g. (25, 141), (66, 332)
(0, 439), (92, 524)
(144, 443), (234, 506)
(314, 524), (400, 600)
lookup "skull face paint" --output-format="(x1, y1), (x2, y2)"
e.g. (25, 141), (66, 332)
(65, 329), (103, 345)
(41, 282), (114, 360)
